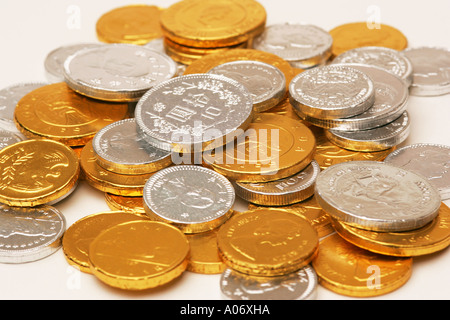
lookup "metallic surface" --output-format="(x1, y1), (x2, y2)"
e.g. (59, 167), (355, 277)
(143, 165), (235, 233)
(216, 207), (319, 276)
(312, 233), (413, 297)
(384, 143), (450, 200)
(315, 161), (442, 232)
(0, 139), (80, 207)
(0, 204), (65, 263)
(62, 211), (149, 273)
(289, 65), (375, 120)
(135, 73), (254, 153)
(88, 220), (190, 290)
(63, 44), (178, 102)
(220, 265), (318, 300)
(104, 193), (146, 215)
(186, 229), (226, 274)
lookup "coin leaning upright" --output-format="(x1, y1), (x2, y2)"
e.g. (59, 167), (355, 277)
(314, 161), (442, 232)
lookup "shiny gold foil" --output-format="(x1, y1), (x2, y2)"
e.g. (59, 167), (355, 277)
(62, 211), (149, 273)
(312, 233), (413, 297)
(14, 82), (129, 147)
(96, 5), (164, 45)
(89, 220), (190, 290)
(104, 193), (146, 215)
(186, 229), (226, 274)
(0, 139), (79, 207)
(216, 207), (319, 276)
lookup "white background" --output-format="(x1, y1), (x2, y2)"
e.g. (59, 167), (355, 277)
(0, 0), (449, 300)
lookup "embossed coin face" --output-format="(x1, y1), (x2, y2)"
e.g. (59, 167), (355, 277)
(14, 82), (129, 146)
(92, 118), (172, 175)
(234, 160), (320, 206)
(208, 60), (286, 112)
(160, 0), (266, 48)
(143, 165), (235, 233)
(315, 161), (442, 232)
(312, 233), (412, 297)
(216, 208), (319, 276)
(0, 139), (80, 207)
(402, 47), (450, 96)
(289, 65), (375, 120)
(296, 64), (409, 131)
(252, 23), (332, 69)
(220, 265), (318, 300)
(63, 44), (178, 101)
(62, 211), (149, 273)
(203, 113), (316, 182)
(326, 111), (410, 152)
(44, 43), (104, 83)
(384, 143), (450, 200)
(96, 5), (164, 45)
(332, 46), (413, 86)
(329, 22), (408, 57)
(89, 220), (190, 290)
(0, 204), (65, 263)
(0, 82), (47, 133)
(135, 73), (253, 152)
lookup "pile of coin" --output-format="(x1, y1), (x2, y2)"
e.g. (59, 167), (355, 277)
(1, 0), (450, 300)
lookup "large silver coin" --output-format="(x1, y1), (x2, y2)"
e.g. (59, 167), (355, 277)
(315, 161), (441, 232)
(332, 46), (413, 86)
(220, 265), (317, 300)
(0, 82), (47, 133)
(44, 42), (103, 83)
(402, 47), (450, 96)
(289, 65), (375, 120)
(252, 23), (332, 69)
(208, 60), (286, 112)
(63, 43), (178, 102)
(135, 73), (253, 153)
(143, 165), (235, 233)
(234, 160), (320, 206)
(384, 143), (450, 200)
(295, 64), (409, 131)
(92, 118), (172, 175)
(326, 111), (410, 152)
(0, 204), (66, 263)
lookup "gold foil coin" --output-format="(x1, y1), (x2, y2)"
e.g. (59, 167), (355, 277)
(96, 5), (164, 45)
(216, 207), (319, 276)
(0, 139), (79, 207)
(329, 22), (408, 57)
(186, 229), (226, 274)
(88, 220), (190, 290)
(332, 202), (450, 257)
(312, 233), (413, 297)
(203, 113), (316, 182)
(14, 82), (130, 147)
(160, 0), (266, 48)
(80, 140), (153, 196)
(105, 193), (146, 215)
(62, 211), (149, 273)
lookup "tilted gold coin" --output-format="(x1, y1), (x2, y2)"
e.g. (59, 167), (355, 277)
(62, 211), (149, 273)
(311, 127), (394, 170)
(0, 139), (79, 207)
(186, 229), (226, 274)
(260, 96), (302, 121)
(332, 202), (450, 257)
(80, 140), (153, 196)
(248, 195), (334, 238)
(216, 207), (319, 276)
(203, 113), (316, 182)
(96, 5), (164, 45)
(183, 49), (296, 92)
(14, 82), (130, 147)
(160, 0), (266, 48)
(104, 193), (146, 215)
(89, 220), (190, 290)
(312, 233), (413, 297)
(329, 22), (408, 57)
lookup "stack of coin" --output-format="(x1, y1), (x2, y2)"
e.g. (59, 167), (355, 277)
(159, 0), (267, 65)
(290, 63), (411, 152)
